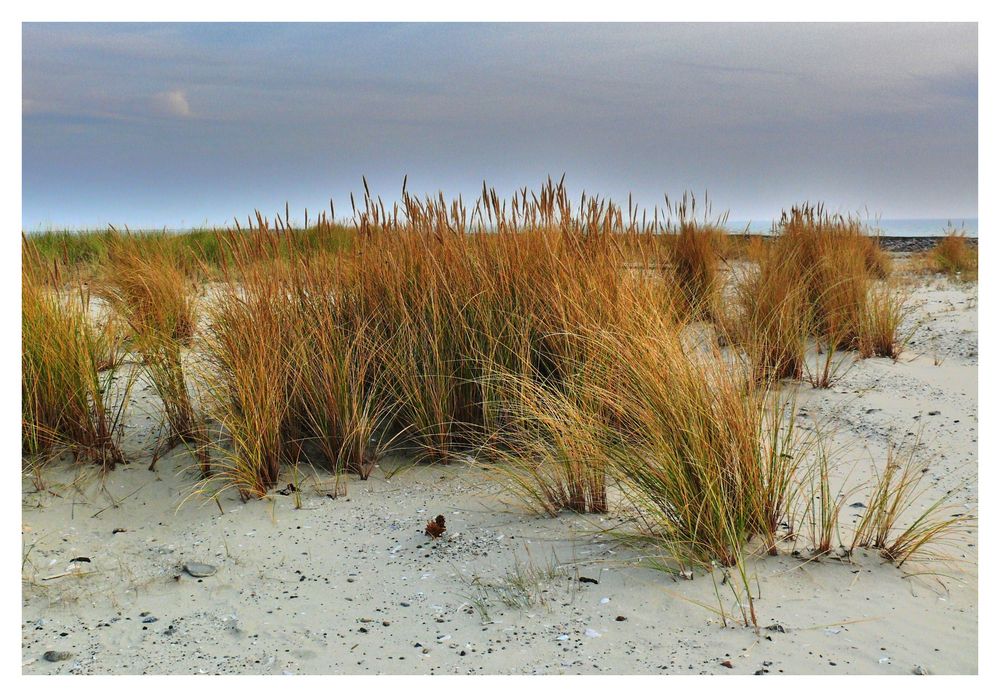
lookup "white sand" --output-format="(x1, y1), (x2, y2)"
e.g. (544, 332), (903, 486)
(22, 274), (977, 675)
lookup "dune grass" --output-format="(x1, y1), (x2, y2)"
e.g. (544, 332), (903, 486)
(22, 249), (133, 471)
(851, 441), (974, 566)
(95, 233), (207, 467)
(21, 184), (971, 625)
(728, 205), (907, 381)
(920, 228), (977, 281)
(22, 217), (355, 283)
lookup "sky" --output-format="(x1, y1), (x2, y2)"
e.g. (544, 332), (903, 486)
(22, 22), (978, 230)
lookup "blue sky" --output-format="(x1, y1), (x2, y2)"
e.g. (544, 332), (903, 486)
(22, 22), (977, 230)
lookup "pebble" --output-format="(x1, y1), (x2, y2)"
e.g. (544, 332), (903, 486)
(183, 562), (218, 578)
(913, 665), (929, 675)
(43, 650), (72, 662)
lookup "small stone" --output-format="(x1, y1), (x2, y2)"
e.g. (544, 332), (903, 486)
(913, 665), (929, 675)
(615, 616), (627, 622)
(721, 660), (734, 669)
(849, 502), (866, 509)
(142, 616), (159, 624)
(765, 624), (785, 633)
(43, 650), (72, 662)
(183, 562), (217, 578)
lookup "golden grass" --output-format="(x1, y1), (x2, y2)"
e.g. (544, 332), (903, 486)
(729, 205), (907, 380)
(22, 247), (132, 471)
(22, 184), (971, 626)
(95, 233), (207, 467)
(920, 229), (977, 280)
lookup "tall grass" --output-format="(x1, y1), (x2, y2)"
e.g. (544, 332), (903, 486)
(729, 205), (906, 380)
(665, 193), (728, 318)
(95, 233), (206, 466)
(920, 228), (977, 280)
(22, 183), (973, 628)
(22, 250), (132, 471)
(22, 218), (355, 283)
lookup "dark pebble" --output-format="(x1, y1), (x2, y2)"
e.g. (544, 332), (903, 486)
(43, 650), (72, 662)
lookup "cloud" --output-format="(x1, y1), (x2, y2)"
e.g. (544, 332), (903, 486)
(151, 90), (193, 118)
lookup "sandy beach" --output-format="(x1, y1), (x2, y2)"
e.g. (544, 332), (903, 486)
(21, 269), (978, 676)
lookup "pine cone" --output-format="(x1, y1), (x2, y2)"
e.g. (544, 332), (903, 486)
(425, 514), (446, 538)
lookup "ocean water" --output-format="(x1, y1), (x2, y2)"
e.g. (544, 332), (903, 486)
(726, 218), (978, 237)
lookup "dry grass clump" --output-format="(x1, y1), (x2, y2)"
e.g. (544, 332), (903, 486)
(483, 313), (807, 626)
(199, 181), (686, 498)
(95, 233), (207, 467)
(732, 240), (812, 381)
(920, 228), (977, 280)
(663, 194), (728, 318)
(99, 232), (197, 343)
(22, 253), (132, 471)
(728, 205), (906, 380)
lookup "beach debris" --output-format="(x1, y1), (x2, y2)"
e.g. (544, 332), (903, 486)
(679, 570), (694, 580)
(615, 616), (627, 622)
(578, 575), (599, 585)
(182, 562), (217, 578)
(277, 482), (299, 496)
(69, 556), (91, 564)
(142, 616), (159, 624)
(721, 660), (734, 669)
(112, 528), (127, 534)
(765, 624), (785, 633)
(585, 628), (601, 638)
(425, 515), (446, 538)
(43, 651), (72, 662)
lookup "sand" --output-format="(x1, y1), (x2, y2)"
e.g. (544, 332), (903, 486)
(21, 272), (978, 675)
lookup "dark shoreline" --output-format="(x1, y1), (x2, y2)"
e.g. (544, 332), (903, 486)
(876, 236), (978, 253)
(737, 234), (977, 253)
